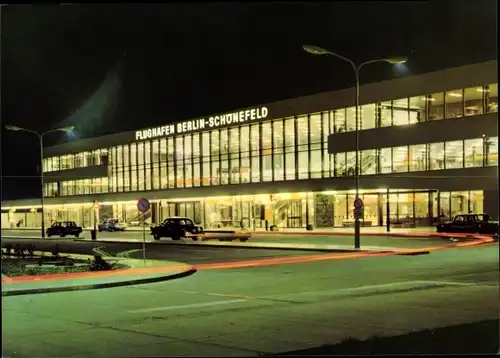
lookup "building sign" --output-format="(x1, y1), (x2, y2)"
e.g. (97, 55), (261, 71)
(135, 106), (269, 141)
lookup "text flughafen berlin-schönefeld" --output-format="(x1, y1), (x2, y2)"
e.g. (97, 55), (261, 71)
(135, 106), (269, 141)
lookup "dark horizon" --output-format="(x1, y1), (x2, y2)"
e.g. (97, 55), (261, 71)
(1, 1), (497, 201)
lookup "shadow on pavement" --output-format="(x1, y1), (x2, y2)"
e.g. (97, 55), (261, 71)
(272, 319), (499, 355)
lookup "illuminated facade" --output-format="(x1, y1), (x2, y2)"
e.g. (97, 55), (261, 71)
(2, 61), (498, 230)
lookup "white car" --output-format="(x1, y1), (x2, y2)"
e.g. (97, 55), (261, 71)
(98, 219), (128, 232)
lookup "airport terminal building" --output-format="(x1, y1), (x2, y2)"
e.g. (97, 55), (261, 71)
(2, 60), (498, 230)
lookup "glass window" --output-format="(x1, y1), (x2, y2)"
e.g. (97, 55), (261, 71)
(323, 143), (332, 177)
(211, 131), (220, 185)
(250, 125), (260, 183)
(201, 133), (210, 186)
(176, 137), (184, 188)
(284, 118), (295, 180)
(297, 116), (308, 147)
(240, 126), (250, 153)
(392, 146), (408, 172)
(167, 138), (175, 188)
(262, 123), (272, 181)
(144, 141), (151, 190)
(485, 136), (498, 166)
(469, 190), (484, 213)
(409, 96), (426, 123)
(310, 150), (321, 178)
(346, 152), (356, 176)
(52, 157), (60, 171)
(428, 93), (444, 120)
(345, 107), (356, 131)
(485, 83), (498, 113)
(334, 109), (346, 132)
(298, 151), (308, 179)
(240, 126), (250, 184)
(429, 142), (445, 170)
(409, 144), (427, 172)
(445, 89), (464, 119)
(137, 143), (145, 191)
(392, 98), (409, 126)
(184, 135), (193, 188)
(123, 145), (130, 171)
(220, 129), (228, 156)
(335, 152), (347, 176)
(464, 86), (484, 116)
(273, 120), (284, 181)
(445, 140), (464, 169)
(229, 128), (240, 184)
(309, 113), (322, 148)
(464, 138), (484, 168)
(380, 101), (392, 127)
(360, 104), (376, 130)
(360, 149), (376, 175)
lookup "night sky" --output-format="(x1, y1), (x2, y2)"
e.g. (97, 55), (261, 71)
(1, 1), (497, 200)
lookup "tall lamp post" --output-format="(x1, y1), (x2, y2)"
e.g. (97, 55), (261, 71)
(302, 45), (407, 249)
(5, 125), (75, 238)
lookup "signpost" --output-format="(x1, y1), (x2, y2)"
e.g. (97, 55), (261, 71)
(353, 197), (364, 220)
(137, 198), (151, 265)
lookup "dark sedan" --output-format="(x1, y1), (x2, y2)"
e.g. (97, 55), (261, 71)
(436, 213), (499, 235)
(46, 221), (83, 238)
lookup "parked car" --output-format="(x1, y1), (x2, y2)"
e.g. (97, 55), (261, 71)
(46, 221), (83, 238)
(98, 219), (128, 232)
(150, 217), (204, 241)
(436, 213), (499, 235)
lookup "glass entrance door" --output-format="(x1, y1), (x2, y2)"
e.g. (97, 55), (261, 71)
(287, 200), (302, 228)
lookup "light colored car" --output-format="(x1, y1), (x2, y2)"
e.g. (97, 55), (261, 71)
(98, 219), (128, 232)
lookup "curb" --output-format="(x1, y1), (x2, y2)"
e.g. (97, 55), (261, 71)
(70, 238), (394, 253)
(2, 268), (197, 297)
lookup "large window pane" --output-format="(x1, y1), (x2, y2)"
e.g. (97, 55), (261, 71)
(250, 125), (260, 182)
(380, 101), (392, 127)
(284, 118), (295, 180)
(298, 151), (308, 179)
(335, 152), (347, 176)
(310, 150), (321, 178)
(345, 107), (356, 131)
(445, 140), (464, 169)
(273, 120), (284, 181)
(445, 89), (464, 118)
(240, 126), (250, 183)
(202, 133), (210, 186)
(392, 98), (409, 126)
(429, 142), (445, 170)
(464, 138), (484, 168)
(184, 135), (192, 187)
(229, 128), (240, 184)
(297, 116), (308, 147)
(167, 138), (175, 188)
(334, 109), (346, 132)
(262, 123), (272, 182)
(211, 131), (219, 185)
(464, 86), (484, 116)
(360, 149), (376, 175)
(360, 104), (376, 130)
(309, 113), (322, 148)
(409, 144), (427, 171)
(144, 141), (151, 190)
(428, 93), (444, 120)
(409, 96), (426, 123)
(486, 83), (498, 113)
(175, 137), (184, 188)
(137, 143), (145, 191)
(485, 137), (498, 166)
(380, 148), (392, 173)
(346, 151), (356, 176)
(392, 146), (408, 172)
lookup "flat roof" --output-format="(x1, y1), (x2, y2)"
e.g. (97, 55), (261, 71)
(43, 60), (497, 157)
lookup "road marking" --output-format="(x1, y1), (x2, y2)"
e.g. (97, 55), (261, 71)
(128, 299), (248, 313)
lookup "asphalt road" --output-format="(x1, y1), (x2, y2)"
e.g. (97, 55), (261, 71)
(2, 244), (498, 357)
(1, 229), (448, 249)
(0, 237), (328, 265)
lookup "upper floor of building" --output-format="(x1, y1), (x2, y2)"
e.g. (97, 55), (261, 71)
(41, 60), (498, 174)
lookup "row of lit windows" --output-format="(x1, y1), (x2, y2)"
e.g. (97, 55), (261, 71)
(44, 136), (497, 197)
(42, 83), (498, 173)
(43, 149), (108, 172)
(44, 178), (109, 197)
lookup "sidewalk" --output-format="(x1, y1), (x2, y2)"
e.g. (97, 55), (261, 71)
(2, 253), (196, 296)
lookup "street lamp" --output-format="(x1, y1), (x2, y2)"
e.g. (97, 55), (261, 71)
(5, 125), (75, 238)
(303, 45), (407, 249)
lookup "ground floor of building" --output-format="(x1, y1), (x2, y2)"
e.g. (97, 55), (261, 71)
(1, 188), (490, 230)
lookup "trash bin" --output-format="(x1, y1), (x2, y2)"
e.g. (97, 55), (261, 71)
(91, 229), (97, 241)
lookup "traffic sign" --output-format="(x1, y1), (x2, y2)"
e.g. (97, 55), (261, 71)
(137, 198), (150, 213)
(354, 198), (364, 209)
